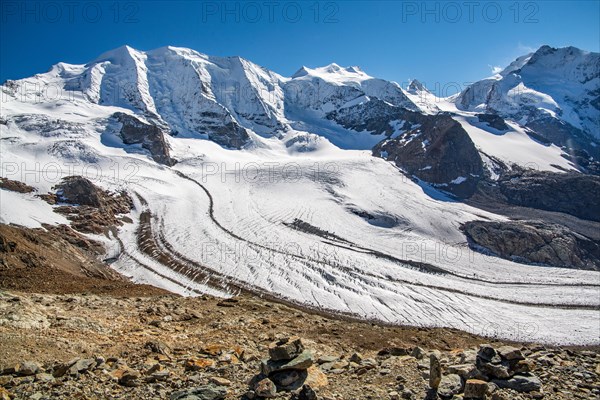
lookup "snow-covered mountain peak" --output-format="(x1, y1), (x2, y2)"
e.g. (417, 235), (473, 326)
(406, 79), (429, 94)
(89, 45), (141, 66)
(455, 45), (600, 147)
(498, 53), (533, 77)
(290, 63), (372, 84)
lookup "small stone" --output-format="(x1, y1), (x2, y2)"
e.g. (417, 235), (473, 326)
(254, 378), (277, 398)
(15, 361), (40, 376)
(304, 365), (328, 388)
(478, 361), (511, 379)
(184, 358), (215, 371)
(401, 389), (414, 399)
(145, 340), (172, 356)
(261, 350), (313, 375)
(511, 359), (533, 374)
(478, 344), (497, 362)
(0, 388), (10, 400)
(317, 355), (338, 364)
(497, 346), (525, 361)
(209, 377), (231, 386)
(68, 358), (96, 375)
(0, 376), (12, 386)
(271, 369), (306, 390)
(52, 358), (80, 378)
(389, 391), (400, 400)
(464, 379), (489, 399)
(201, 344), (226, 356)
(378, 347), (408, 357)
(119, 369), (141, 387)
(349, 352), (363, 363)
(170, 384), (228, 400)
(34, 373), (54, 382)
(296, 385), (318, 400)
(411, 347), (426, 360)
(269, 337), (305, 361)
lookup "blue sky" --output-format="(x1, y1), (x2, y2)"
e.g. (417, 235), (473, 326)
(1, 1), (599, 94)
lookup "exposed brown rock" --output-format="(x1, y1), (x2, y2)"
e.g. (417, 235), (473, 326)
(0, 178), (35, 194)
(461, 219), (600, 270)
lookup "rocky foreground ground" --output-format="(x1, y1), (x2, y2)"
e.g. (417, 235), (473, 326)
(0, 290), (598, 400)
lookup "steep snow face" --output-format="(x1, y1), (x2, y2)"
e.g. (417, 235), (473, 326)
(87, 45), (159, 117)
(84, 46), (286, 141)
(455, 45), (600, 140)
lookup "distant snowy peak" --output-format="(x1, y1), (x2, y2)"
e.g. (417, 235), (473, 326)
(455, 45), (600, 149)
(291, 63), (371, 83)
(406, 79), (428, 94)
(286, 62), (419, 117)
(405, 80), (440, 114)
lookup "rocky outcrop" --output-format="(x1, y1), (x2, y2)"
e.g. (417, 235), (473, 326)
(497, 169), (600, 222)
(476, 113), (509, 131)
(114, 112), (176, 166)
(461, 220), (600, 270)
(373, 113), (484, 198)
(52, 176), (133, 234)
(525, 116), (600, 160)
(0, 178), (35, 194)
(197, 114), (250, 149)
(54, 176), (107, 208)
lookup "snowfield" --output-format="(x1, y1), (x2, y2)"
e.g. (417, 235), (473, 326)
(1, 45), (599, 345)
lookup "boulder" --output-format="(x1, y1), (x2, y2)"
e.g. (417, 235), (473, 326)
(437, 374), (463, 397)
(15, 362), (40, 376)
(429, 353), (442, 389)
(493, 374), (542, 393)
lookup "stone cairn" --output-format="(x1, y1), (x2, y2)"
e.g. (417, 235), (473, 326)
(250, 336), (326, 399)
(427, 343), (542, 399)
